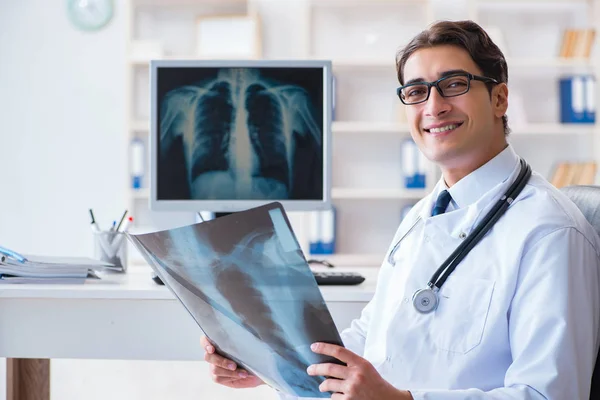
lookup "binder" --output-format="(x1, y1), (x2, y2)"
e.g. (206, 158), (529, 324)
(309, 207), (337, 255)
(559, 75), (595, 124)
(585, 76), (596, 123)
(309, 211), (322, 254)
(319, 207), (336, 255)
(401, 139), (426, 188)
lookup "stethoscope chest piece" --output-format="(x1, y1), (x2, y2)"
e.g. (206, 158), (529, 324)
(412, 287), (438, 314)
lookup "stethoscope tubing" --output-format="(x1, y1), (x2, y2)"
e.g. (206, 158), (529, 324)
(429, 159), (531, 290)
(387, 158), (532, 313)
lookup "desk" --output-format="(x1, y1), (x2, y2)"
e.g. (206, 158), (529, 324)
(0, 266), (378, 400)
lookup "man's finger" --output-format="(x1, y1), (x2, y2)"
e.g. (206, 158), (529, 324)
(307, 363), (348, 380)
(319, 377), (346, 394)
(213, 375), (259, 389)
(204, 351), (237, 371)
(210, 364), (249, 379)
(310, 342), (359, 364)
(200, 336), (215, 354)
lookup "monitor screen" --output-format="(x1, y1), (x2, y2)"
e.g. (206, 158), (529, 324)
(150, 59), (332, 213)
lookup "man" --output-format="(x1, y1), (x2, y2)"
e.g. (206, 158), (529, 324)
(201, 20), (600, 399)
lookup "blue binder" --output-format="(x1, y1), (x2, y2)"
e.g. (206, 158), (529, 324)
(309, 207), (336, 255)
(560, 75), (595, 124)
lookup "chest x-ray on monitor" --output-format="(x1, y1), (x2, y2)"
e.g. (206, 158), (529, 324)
(149, 60), (332, 213)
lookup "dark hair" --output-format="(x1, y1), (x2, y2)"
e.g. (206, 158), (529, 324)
(396, 20), (510, 135)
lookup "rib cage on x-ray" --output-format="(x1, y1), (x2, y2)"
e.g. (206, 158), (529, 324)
(159, 68), (322, 200)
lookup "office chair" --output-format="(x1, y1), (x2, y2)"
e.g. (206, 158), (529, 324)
(559, 185), (600, 400)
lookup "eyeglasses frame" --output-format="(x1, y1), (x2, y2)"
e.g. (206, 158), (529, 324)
(396, 72), (499, 105)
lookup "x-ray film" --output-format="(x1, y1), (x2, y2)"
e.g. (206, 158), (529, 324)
(127, 202), (344, 398)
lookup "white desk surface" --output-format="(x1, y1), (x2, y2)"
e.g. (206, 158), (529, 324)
(0, 265), (379, 302)
(0, 265), (378, 360)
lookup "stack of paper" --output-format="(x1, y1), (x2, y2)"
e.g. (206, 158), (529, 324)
(0, 247), (117, 284)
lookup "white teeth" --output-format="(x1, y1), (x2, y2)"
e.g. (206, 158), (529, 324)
(429, 124), (458, 133)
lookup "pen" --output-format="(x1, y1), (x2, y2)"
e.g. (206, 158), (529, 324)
(89, 209), (101, 232)
(115, 210), (128, 231)
(120, 216), (134, 232)
(110, 221), (116, 232)
(0, 245), (27, 263)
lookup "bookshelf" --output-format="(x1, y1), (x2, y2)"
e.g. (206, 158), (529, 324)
(123, 0), (599, 268)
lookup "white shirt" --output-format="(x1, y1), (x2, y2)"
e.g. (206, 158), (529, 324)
(278, 145), (600, 399)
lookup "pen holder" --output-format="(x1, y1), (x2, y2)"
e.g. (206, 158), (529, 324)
(93, 231), (128, 273)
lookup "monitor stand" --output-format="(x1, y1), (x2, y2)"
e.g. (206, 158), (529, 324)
(215, 212), (233, 219)
(196, 212), (233, 222)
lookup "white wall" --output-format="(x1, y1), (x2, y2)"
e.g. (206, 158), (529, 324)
(0, 2), (295, 400)
(0, 0), (128, 257)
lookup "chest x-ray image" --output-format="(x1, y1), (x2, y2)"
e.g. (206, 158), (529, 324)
(157, 67), (324, 201)
(127, 202), (344, 397)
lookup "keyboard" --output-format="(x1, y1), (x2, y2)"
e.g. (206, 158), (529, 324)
(152, 271), (366, 286)
(313, 271), (366, 286)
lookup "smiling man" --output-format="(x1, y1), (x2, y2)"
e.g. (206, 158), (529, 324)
(201, 20), (600, 400)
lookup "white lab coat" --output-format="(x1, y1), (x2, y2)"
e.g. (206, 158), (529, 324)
(277, 145), (600, 399)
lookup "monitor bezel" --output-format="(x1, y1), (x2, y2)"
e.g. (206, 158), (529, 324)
(149, 59), (332, 213)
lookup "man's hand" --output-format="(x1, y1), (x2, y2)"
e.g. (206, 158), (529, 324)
(201, 336), (265, 389)
(308, 342), (413, 400)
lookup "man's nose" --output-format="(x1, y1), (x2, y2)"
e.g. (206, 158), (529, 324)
(424, 86), (451, 117)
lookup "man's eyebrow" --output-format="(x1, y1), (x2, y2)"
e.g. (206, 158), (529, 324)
(403, 69), (470, 86)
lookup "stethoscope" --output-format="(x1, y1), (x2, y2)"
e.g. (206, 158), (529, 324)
(388, 158), (532, 314)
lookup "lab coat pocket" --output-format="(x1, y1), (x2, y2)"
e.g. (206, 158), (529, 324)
(429, 276), (495, 354)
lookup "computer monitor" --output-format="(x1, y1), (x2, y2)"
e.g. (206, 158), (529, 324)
(149, 59), (332, 213)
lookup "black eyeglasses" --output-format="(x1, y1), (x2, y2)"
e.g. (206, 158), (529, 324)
(397, 73), (499, 105)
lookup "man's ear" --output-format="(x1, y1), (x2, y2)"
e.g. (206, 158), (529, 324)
(493, 83), (509, 118)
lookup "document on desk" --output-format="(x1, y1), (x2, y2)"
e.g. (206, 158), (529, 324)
(0, 253), (114, 283)
(126, 202), (344, 398)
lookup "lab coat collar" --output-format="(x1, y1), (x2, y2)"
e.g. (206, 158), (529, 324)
(447, 144), (519, 210)
(417, 145), (521, 237)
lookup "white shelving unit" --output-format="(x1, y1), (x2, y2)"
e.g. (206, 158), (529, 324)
(124, 0), (600, 268)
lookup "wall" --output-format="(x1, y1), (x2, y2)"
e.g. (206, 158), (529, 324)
(0, 1), (294, 400)
(0, 1), (128, 257)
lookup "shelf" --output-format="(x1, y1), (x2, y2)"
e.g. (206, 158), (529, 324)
(133, 0), (246, 6)
(131, 187), (428, 201)
(129, 56), (398, 70)
(132, 189), (150, 199)
(307, 253), (384, 268)
(508, 57), (595, 68)
(129, 56), (598, 74)
(510, 123), (595, 135)
(131, 119), (149, 131)
(131, 119), (593, 136)
(476, 0), (587, 4)
(310, 0), (426, 6)
(330, 59), (395, 70)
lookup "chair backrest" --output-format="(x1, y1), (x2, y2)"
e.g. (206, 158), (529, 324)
(559, 185), (600, 400)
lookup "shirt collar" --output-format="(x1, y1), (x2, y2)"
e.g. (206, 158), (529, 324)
(429, 144), (519, 214)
